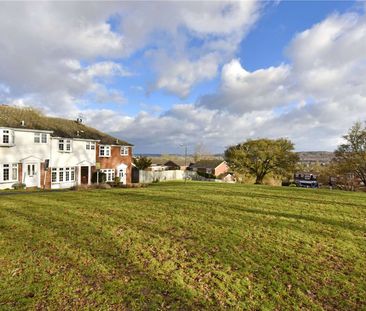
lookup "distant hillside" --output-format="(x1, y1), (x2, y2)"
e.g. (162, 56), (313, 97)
(297, 151), (334, 164)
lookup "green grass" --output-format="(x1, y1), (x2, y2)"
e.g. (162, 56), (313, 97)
(0, 182), (365, 310)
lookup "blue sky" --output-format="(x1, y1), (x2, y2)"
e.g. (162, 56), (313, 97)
(111, 1), (359, 116)
(1, 1), (366, 153)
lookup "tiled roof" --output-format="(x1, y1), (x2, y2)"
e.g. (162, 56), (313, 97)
(0, 105), (132, 146)
(190, 159), (225, 169)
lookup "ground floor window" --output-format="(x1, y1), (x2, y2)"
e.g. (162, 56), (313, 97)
(51, 167), (75, 183)
(0, 163), (18, 182)
(101, 169), (115, 182)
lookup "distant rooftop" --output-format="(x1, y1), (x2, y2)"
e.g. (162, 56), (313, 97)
(190, 159), (225, 169)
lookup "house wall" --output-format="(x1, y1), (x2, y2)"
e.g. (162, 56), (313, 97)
(50, 138), (96, 167)
(49, 138), (96, 189)
(214, 162), (229, 177)
(0, 129), (51, 163)
(96, 145), (132, 184)
(0, 128), (51, 189)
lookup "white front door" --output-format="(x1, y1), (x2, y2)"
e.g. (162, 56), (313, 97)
(117, 164), (127, 184)
(24, 163), (38, 187)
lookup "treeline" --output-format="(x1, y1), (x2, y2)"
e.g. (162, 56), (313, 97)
(225, 121), (366, 191)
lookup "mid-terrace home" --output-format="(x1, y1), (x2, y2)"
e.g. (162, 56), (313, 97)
(0, 105), (133, 190)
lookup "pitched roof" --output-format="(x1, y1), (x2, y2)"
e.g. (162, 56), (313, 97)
(164, 160), (185, 167)
(0, 105), (132, 146)
(190, 159), (225, 169)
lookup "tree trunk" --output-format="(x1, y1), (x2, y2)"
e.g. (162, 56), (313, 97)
(255, 175), (264, 184)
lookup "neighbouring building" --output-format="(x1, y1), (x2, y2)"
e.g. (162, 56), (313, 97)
(189, 159), (229, 177)
(0, 106), (133, 190)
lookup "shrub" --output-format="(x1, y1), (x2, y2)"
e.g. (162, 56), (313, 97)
(197, 171), (216, 179)
(114, 176), (121, 187)
(12, 183), (26, 190)
(91, 171), (106, 184)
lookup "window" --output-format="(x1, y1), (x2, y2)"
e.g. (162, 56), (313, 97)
(101, 169), (115, 182)
(3, 164), (9, 181)
(59, 139), (64, 151)
(99, 145), (111, 157)
(0, 163), (18, 182)
(27, 164), (35, 177)
(86, 142), (96, 150)
(51, 167), (75, 183)
(3, 130), (9, 144)
(12, 164), (18, 180)
(120, 146), (129, 156)
(71, 167), (75, 181)
(59, 139), (72, 152)
(0, 129), (15, 146)
(59, 168), (64, 182)
(34, 133), (47, 144)
(41, 133), (47, 143)
(65, 168), (70, 182)
(52, 168), (57, 183)
(34, 133), (40, 143)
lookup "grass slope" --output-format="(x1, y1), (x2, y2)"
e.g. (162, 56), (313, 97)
(0, 182), (365, 310)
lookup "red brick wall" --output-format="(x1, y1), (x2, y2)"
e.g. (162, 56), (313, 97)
(214, 162), (229, 177)
(40, 163), (52, 189)
(96, 145), (133, 184)
(18, 163), (23, 184)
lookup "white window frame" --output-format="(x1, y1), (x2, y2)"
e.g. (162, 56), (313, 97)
(34, 133), (41, 143)
(34, 133), (47, 144)
(0, 129), (15, 147)
(99, 145), (111, 157)
(59, 139), (72, 152)
(0, 163), (18, 183)
(120, 146), (129, 156)
(101, 169), (115, 182)
(51, 167), (75, 183)
(86, 142), (96, 150)
(41, 133), (47, 143)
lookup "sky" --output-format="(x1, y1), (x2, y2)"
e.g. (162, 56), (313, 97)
(1, 1), (366, 154)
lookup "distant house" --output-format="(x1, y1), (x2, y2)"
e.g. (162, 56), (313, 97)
(149, 163), (168, 172)
(189, 160), (229, 177)
(164, 160), (180, 170)
(0, 105), (133, 189)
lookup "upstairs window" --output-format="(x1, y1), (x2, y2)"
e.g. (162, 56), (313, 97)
(0, 129), (15, 146)
(34, 133), (47, 143)
(99, 145), (111, 157)
(34, 133), (40, 143)
(3, 130), (9, 144)
(86, 142), (96, 150)
(59, 139), (72, 152)
(120, 146), (129, 156)
(41, 133), (47, 143)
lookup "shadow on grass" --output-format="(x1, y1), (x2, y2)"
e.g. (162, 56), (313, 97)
(0, 200), (211, 310)
(104, 191), (366, 233)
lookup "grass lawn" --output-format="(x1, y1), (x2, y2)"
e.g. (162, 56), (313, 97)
(0, 182), (365, 310)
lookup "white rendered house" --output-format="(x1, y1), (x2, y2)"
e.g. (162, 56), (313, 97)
(0, 106), (133, 190)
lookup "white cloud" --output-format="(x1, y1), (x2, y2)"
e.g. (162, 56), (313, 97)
(152, 53), (219, 98)
(116, 1), (262, 96)
(198, 59), (296, 113)
(190, 7), (366, 152)
(2, 2), (366, 153)
(0, 1), (262, 108)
